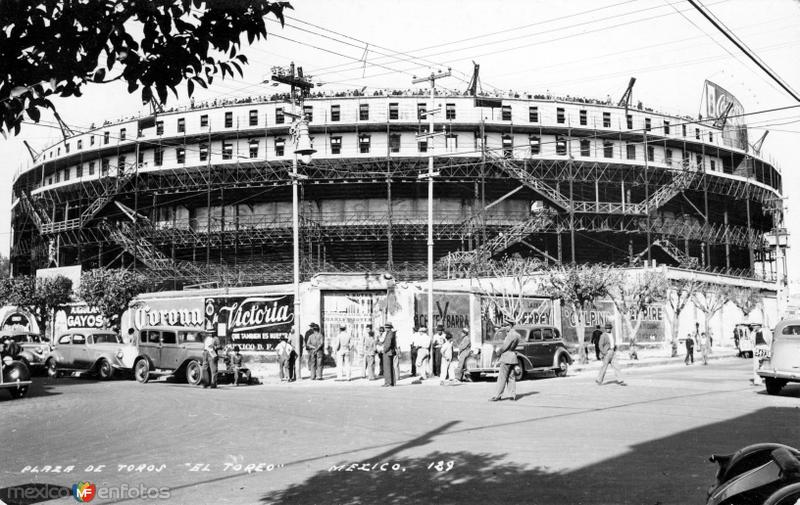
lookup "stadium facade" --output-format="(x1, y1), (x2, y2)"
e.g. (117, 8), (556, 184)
(10, 90), (785, 289)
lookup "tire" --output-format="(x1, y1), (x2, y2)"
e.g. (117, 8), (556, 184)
(555, 355), (570, 377)
(96, 359), (114, 381)
(513, 359), (526, 381)
(469, 372), (481, 382)
(3, 361), (30, 399)
(765, 378), (784, 396)
(185, 360), (202, 386)
(46, 358), (59, 379)
(134, 359), (150, 384)
(764, 483), (800, 505)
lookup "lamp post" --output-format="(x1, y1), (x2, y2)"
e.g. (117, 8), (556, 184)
(271, 63), (314, 380)
(412, 69), (450, 341)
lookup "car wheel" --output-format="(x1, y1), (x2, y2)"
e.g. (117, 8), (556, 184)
(134, 359), (150, 384)
(513, 359), (526, 381)
(764, 378), (784, 396)
(4, 362), (30, 399)
(96, 359), (114, 381)
(46, 358), (59, 379)
(469, 372), (481, 382)
(185, 360), (202, 386)
(555, 355), (569, 377)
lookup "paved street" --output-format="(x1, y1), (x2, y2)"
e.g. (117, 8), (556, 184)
(1, 358), (798, 505)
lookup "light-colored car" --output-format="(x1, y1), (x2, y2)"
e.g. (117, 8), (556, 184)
(47, 329), (136, 380)
(0, 330), (51, 373)
(466, 324), (573, 381)
(758, 319), (800, 395)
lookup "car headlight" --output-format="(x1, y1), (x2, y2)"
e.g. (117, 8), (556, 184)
(116, 350), (124, 360)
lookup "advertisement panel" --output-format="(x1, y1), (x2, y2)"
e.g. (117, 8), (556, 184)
(131, 297), (205, 331)
(560, 300), (615, 345)
(321, 291), (386, 345)
(414, 292), (471, 334)
(205, 295), (294, 351)
(479, 295), (554, 341)
(631, 304), (666, 343)
(704, 80), (748, 151)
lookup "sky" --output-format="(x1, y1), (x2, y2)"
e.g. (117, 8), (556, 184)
(2, 0), (799, 283)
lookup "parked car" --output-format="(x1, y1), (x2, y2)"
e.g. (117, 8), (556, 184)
(466, 324), (573, 381)
(46, 329), (136, 380)
(758, 319), (800, 395)
(0, 330), (51, 373)
(133, 326), (215, 385)
(0, 357), (31, 399)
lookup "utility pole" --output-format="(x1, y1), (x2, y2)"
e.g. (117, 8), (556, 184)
(413, 69), (450, 340)
(271, 62), (314, 381)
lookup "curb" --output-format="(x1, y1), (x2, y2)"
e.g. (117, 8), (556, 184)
(571, 352), (741, 373)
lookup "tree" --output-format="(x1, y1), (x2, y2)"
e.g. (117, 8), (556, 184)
(692, 283), (731, 342)
(0, 275), (73, 336)
(607, 269), (668, 344)
(1, 0), (290, 136)
(541, 264), (617, 364)
(665, 277), (702, 357)
(78, 269), (149, 330)
(478, 257), (546, 328)
(728, 287), (762, 321)
(0, 255), (10, 278)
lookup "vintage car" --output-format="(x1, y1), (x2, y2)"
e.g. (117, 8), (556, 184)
(46, 329), (136, 380)
(0, 330), (51, 373)
(758, 319), (800, 395)
(0, 357), (31, 399)
(133, 326), (212, 385)
(466, 324), (573, 381)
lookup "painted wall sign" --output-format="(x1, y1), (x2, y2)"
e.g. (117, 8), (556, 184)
(414, 293), (470, 334)
(205, 295), (294, 351)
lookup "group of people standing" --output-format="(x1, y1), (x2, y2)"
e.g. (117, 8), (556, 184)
(276, 322), (475, 387)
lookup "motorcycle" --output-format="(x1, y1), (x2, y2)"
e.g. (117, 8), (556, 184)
(0, 356), (32, 399)
(707, 443), (800, 505)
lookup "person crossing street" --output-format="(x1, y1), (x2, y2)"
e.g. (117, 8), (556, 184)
(596, 322), (625, 386)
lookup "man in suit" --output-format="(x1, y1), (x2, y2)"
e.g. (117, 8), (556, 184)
(454, 327), (472, 382)
(490, 324), (520, 401)
(305, 324), (324, 380)
(431, 324), (448, 376)
(382, 322), (398, 387)
(275, 334), (292, 382)
(596, 322), (625, 386)
(590, 325), (603, 361)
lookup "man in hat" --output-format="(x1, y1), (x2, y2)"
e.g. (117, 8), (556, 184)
(454, 327), (472, 382)
(414, 326), (432, 379)
(362, 328), (377, 380)
(382, 322), (398, 386)
(431, 324), (449, 377)
(275, 334), (292, 382)
(490, 321), (520, 401)
(596, 322), (625, 386)
(304, 322), (318, 375)
(333, 323), (353, 381)
(375, 325), (386, 377)
(590, 325), (603, 361)
(409, 326), (422, 377)
(305, 323), (324, 380)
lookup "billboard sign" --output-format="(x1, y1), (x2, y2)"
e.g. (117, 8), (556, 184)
(704, 80), (748, 151)
(414, 293), (471, 334)
(205, 295), (294, 351)
(560, 300), (616, 345)
(479, 295), (554, 341)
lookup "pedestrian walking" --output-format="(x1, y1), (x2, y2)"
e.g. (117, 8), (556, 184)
(333, 324), (353, 381)
(454, 327), (472, 382)
(305, 323), (324, 380)
(684, 332), (695, 365)
(699, 331), (709, 365)
(596, 322), (625, 386)
(414, 326), (432, 379)
(201, 334), (219, 388)
(362, 330), (377, 380)
(591, 325), (603, 361)
(382, 322), (398, 386)
(275, 335), (292, 382)
(439, 334), (455, 385)
(431, 324), (448, 376)
(490, 322), (520, 401)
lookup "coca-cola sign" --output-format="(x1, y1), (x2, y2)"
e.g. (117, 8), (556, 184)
(205, 295), (294, 351)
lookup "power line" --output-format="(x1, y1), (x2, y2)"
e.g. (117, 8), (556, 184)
(687, 0), (800, 102)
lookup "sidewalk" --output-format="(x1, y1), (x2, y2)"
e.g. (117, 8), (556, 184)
(570, 345), (740, 373)
(244, 346), (744, 385)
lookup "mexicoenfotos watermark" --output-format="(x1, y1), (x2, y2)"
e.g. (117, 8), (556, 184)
(6, 482), (171, 502)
